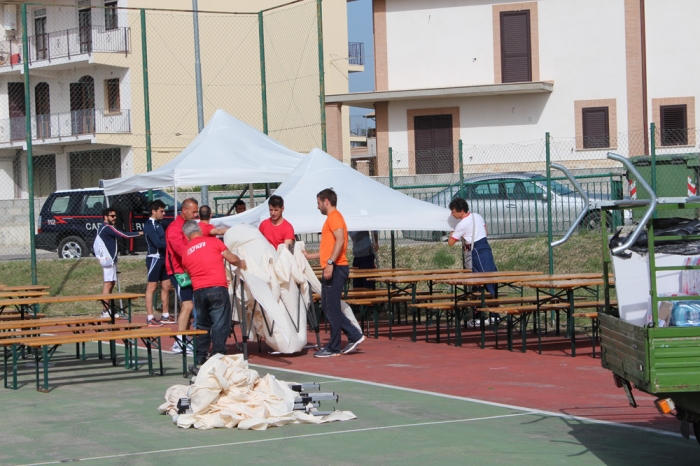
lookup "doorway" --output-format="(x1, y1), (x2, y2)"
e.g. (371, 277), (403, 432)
(70, 76), (95, 135)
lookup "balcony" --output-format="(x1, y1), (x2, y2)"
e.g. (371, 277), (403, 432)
(348, 41), (364, 72)
(0, 108), (131, 144)
(0, 26), (130, 71)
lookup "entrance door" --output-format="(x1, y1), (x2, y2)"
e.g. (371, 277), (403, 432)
(414, 115), (453, 174)
(35, 82), (51, 138)
(8, 82), (26, 141)
(78, 8), (92, 54)
(70, 76), (95, 134)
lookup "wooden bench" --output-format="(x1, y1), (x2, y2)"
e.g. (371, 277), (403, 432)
(344, 293), (454, 339)
(407, 296), (551, 346)
(0, 313), (46, 322)
(3, 328), (208, 392)
(474, 300), (617, 355)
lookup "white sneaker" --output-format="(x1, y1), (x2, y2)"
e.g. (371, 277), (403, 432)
(171, 342), (183, 354)
(100, 311), (111, 319)
(186, 343), (194, 355)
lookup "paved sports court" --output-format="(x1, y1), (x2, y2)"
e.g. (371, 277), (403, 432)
(2, 340), (698, 466)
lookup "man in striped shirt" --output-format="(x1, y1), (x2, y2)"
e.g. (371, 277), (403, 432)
(96, 207), (142, 317)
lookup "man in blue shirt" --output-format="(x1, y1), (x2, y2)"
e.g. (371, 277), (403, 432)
(144, 200), (173, 327)
(95, 208), (142, 317)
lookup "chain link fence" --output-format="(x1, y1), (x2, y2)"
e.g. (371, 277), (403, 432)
(0, 1), (322, 315)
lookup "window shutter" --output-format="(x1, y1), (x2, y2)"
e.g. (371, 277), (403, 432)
(414, 115), (453, 175)
(500, 11), (531, 83)
(661, 105), (688, 146)
(582, 107), (609, 149)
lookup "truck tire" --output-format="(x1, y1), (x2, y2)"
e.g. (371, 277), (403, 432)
(57, 236), (88, 259)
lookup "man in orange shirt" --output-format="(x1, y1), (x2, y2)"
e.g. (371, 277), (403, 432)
(303, 188), (365, 357)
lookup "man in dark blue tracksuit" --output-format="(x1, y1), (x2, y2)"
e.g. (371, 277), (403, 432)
(144, 200), (173, 326)
(95, 207), (142, 316)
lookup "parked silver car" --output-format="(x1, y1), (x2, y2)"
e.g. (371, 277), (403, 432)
(404, 173), (623, 240)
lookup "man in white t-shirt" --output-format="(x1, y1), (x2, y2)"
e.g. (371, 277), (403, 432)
(447, 197), (497, 295)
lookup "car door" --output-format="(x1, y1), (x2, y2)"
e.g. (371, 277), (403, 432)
(467, 180), (505, 237)
(502, 179), (534, 235)
(79, 193), (107, 246)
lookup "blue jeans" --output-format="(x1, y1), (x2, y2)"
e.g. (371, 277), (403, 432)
(193, 286), (232, 363)
(322, 265), (362, 353)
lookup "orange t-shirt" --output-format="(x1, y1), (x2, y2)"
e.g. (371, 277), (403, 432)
(320, 209), (348, 268)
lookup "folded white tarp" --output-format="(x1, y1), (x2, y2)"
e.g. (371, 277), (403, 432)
(159, 354), (356, 430)
(212, 148), (459, 234)
(102, 109), (305, 195)
(223, 224), (361, 354)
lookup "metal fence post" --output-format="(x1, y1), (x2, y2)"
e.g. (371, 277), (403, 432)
(258, 11), (268, 135)
(316, 0), (326, 152)
(389, 147), (395, 268)
(140, 10), (153, 201)
(545, 132), (553, 275)
(21, 4), (37, 286)
(192, 0), (207, 205)
(458, 139), (464, 195)
(650, 122), (656, 219)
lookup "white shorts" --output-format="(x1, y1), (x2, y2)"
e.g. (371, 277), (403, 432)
(102, 264), (117, 282)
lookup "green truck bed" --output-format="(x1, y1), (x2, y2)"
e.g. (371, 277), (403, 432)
(601, 313), (700, 414)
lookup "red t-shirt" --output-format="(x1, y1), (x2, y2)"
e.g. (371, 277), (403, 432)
(181, 236), (229, 290)
(199, 222), (215, 237)
(259, 218), (295, 248)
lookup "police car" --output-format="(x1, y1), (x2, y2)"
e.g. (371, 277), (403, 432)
(36, 188), (178, 259)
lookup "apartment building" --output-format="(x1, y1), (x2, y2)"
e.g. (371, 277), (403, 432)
(0, 0), (364, 200)
(327, 0), (700, 176)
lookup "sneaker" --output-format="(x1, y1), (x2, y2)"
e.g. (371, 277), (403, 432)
(186, 343), (194, 356)
(341, 335), (365, 355)
(114, 311), (128, 320)
(147, 318), (163, 328)
(160, 315), (175, 324)
(314, 347), (341, 358)
(171, 341), (184, 354)
(100, 311), (111, 319)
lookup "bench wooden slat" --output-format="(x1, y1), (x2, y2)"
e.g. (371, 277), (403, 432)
(0, 323), (145, 339)
(0, 313), (46, 321)
(0, 316), (111, 330)
(8, 328), (208, 347)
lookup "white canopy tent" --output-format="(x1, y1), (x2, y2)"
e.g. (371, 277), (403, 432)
(102, 109), (305, 196)
(212, 148), (459, 233)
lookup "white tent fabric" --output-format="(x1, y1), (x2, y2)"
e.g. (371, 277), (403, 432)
(102, 109), (305, 195)
(158, 354), (356, 430)
(223, 224), (361, 354)
(212, 148), (459, 233)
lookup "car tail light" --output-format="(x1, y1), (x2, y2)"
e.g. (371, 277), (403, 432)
(37, 215), (42, 233)
(654, 398), (675, 415)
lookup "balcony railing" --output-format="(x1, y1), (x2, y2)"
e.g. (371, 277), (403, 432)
(0, 25), (130, 68)
(348, 42), (364, 66)
(0, 108), (131, 143)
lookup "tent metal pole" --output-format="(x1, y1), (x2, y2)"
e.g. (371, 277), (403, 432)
(192, 0), (208, 206)
(173, 185), (179, 324)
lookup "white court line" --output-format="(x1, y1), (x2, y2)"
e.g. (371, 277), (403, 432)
(22, 412), (534, 466)
(251, 363), (684, 440)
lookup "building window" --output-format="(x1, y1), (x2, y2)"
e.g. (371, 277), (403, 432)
(414, 115), (453, 175)
(660, 105), (688, 146)
(34, 154), (56, 197)
(70, 148), (121, 189)
(500, 10), (531, 83)
(105, 1), (118, 30)
(582, 107), (610, 149)
(105, 78), (120, 113)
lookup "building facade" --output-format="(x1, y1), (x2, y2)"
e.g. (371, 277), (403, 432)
(0, 0), (363, 200)
(327, 0), (700, 176)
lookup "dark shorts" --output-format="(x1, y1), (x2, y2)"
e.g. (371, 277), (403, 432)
(146, 257), (169, 283)
(170, 275), (193, 302)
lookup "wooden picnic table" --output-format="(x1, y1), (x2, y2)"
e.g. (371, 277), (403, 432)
(0, 291), (49, 299)
(0, 285), (51, 292)
(0, 293), (144, 321)
(515, 276), (613, 357)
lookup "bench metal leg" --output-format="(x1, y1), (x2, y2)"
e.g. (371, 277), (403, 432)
(146, 338), (153, 375)
(455, 308), (462, 347)
(157, 337), (164, 376)
(411, 306), (417, 342)
(506, 315), (513, 351)
(480, 311), (486, 349)
(521, 314), (528, 353)
(11, 344), (19, 390)
(40, 345), (50, 393)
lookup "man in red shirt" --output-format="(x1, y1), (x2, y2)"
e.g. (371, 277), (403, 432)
(258, 195), (295, 249)
(182, 220), (246, 365)
(165, 198), (198, 353)
(303, 188), (364, 357)
(198, 205), (228, 237)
